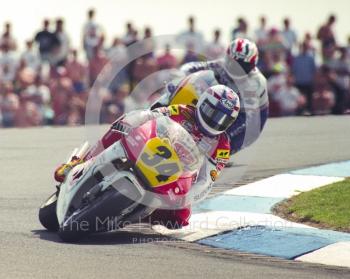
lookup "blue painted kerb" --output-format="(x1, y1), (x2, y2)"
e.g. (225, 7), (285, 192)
(199, 226), (350, 259)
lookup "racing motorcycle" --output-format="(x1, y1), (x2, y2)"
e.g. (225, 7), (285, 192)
(39, 116), (204, 242)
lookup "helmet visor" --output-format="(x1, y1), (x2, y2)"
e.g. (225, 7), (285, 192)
(224, 55), (254, 76)
(199, 99), (236, 132)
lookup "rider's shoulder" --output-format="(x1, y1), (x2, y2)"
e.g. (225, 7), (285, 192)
(249, 68), (267, 88)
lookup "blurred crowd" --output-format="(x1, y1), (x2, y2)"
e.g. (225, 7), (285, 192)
(0, 10), (349, 128)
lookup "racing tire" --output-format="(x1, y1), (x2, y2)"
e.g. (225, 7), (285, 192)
(58, 186), (141, 243)
(39, 192), (59, 232)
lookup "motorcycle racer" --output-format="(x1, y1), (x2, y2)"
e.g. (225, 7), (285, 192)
(152, 38), (268, 155)
(55, 85), (240, 228)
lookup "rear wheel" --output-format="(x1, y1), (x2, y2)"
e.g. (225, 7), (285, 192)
(39, 192), (59, 232)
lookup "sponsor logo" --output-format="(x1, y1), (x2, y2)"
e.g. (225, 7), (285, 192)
(169, 105), (179, 115)
(220, 98), (234, 110)
(216, 149), (230, 159)
(174, 141), (196, 167)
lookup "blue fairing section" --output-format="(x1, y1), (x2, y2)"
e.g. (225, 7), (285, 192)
(228, 106), (268, 155)
(260, 106), (269, 130)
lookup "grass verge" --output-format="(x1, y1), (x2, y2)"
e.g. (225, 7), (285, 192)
(273, 178), (350, 232)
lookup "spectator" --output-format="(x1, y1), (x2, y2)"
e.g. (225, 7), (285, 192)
(281, 18), (297, 54)
(52, 19), (70, 66)
(312, 89), (336, 115)
(88, 46), (108, 86)
(182, 43), (201, 64)
(66, 99), (85, 126)
(142, 27), (155, 57)
(122, 22), (136, 46)
(292, 42), (317, 111)
(327, 48), (350, 74)
(83, 9), (101, 42)
(157, 44), (177, 70)
(232, 17), (249, 40)
(104, 83), (130, 123)
(274, 74), (306, 116)
(302, 32), (317, 57)
(34, 19), (60, 62)
(124, 28), (139, 53)
(0, 45), (18, 83)
(328, 48), (350, 109)
(108, 38), (128, 62)
(255, 16), (268, 46)
(263, 28), (287, 60)
(313, 67), (336, 115)
(15, 93), (43, 127)
(267, 64), (287, 116)
(133, 56), (158, 84)
(268, 64), (287, 93)
(1, 12), (350, 128)
(15, 59), (36, 90)
(177, 16), (204, 54)
(319, 65), (347, 114)
(107, 38), (129, 91)
(266, 51), (288, 78)
(20, 40), (40, 71)
(25, 75), (53, 124)
(317, 14), (337, 62)
(0, 83), (19, 127)
(132, 55), (158, 100)
(125, 28), (139, 87)
(0, 22), (17, 51)
(83, 25), (102, 61)
(50, 74), (74, 125)
(65, 49), (87, 94)
(155, 44), (180, 85)
(83, 9), (103, 61)
(205, 29), (225, 60)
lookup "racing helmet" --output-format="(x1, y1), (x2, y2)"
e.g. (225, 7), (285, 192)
(224, 38), (258, 77)
(195, 85), (240, 137)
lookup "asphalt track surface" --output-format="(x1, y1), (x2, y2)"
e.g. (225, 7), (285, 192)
(1, 116), (350, 278)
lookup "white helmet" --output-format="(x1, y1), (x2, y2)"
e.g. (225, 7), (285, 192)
(195, 85), (240, 137)
(224, 38), (258, 77)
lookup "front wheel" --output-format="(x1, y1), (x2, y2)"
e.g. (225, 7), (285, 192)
(57, 186), (142, 242)
(39, 192), (59, 232)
